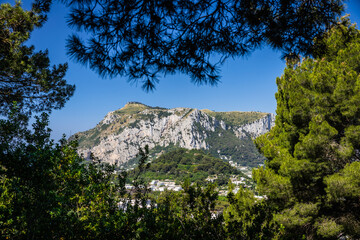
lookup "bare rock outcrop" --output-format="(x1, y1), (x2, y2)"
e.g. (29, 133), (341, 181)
(75, 103), (275, 165)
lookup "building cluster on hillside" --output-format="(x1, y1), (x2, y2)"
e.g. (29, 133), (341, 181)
(124, 180), (183, 192)
(229, 161), (253, 178)
(149, 180), (183, 192)
(124, 178), (265, 201)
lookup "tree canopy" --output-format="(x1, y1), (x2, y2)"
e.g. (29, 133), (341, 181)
(254, 18), (360, 239)
(2, 1), (360, 239)
(129, 148), (243, 185)
(0, 2), (74, 115)
(61, 0), (344, 90)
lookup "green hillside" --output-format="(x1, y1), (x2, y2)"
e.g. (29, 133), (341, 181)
(128, 148), (248, 186)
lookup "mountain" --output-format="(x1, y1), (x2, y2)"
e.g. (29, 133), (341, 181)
(73, 102), (275, 167)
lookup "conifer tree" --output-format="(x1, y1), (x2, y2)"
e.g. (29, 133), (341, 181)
(0, 2), (74, 115)
(62, 0), (344, 90)
(254, 18), (360, 239)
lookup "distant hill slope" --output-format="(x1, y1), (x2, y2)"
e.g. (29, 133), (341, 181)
(128, 148), (246, 186)
(73, 102), (275, 167)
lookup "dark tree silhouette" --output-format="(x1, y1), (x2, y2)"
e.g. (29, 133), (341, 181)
(61, 0), (343, 90)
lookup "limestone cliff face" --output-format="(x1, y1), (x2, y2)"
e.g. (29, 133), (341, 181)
(234, 113), (276, 139)
(74, 103), (275, 166)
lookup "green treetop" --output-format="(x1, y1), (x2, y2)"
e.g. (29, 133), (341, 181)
(254, 18), (360, 239)
(0, 2), (74, 116)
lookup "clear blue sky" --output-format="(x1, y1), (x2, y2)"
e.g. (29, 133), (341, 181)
(16, 1), (360, 140)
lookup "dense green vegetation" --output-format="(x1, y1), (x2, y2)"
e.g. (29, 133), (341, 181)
(2, 1), (359, 239)
(128, 148), (245, 186)
(253, 18), (360, 239)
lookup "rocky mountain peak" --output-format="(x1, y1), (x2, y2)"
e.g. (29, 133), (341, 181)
(74, 103), (275, 167)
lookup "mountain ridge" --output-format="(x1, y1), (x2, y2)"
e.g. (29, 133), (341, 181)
(73, 102), (275, 167)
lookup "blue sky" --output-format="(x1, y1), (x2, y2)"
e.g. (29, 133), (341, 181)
(15, 1), (360, 140)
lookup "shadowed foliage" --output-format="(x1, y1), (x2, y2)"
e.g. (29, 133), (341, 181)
(61, 0), (343, 90)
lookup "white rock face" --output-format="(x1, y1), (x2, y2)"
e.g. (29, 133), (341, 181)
(233, 113), (276, 139)
(77, 106), (275, 165)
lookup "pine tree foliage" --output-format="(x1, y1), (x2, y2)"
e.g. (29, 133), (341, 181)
(254, 18), (360, 239)
(224, 187), (280, 239)
(0, 2), (75, 115)
(62, 0), (343, 90)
